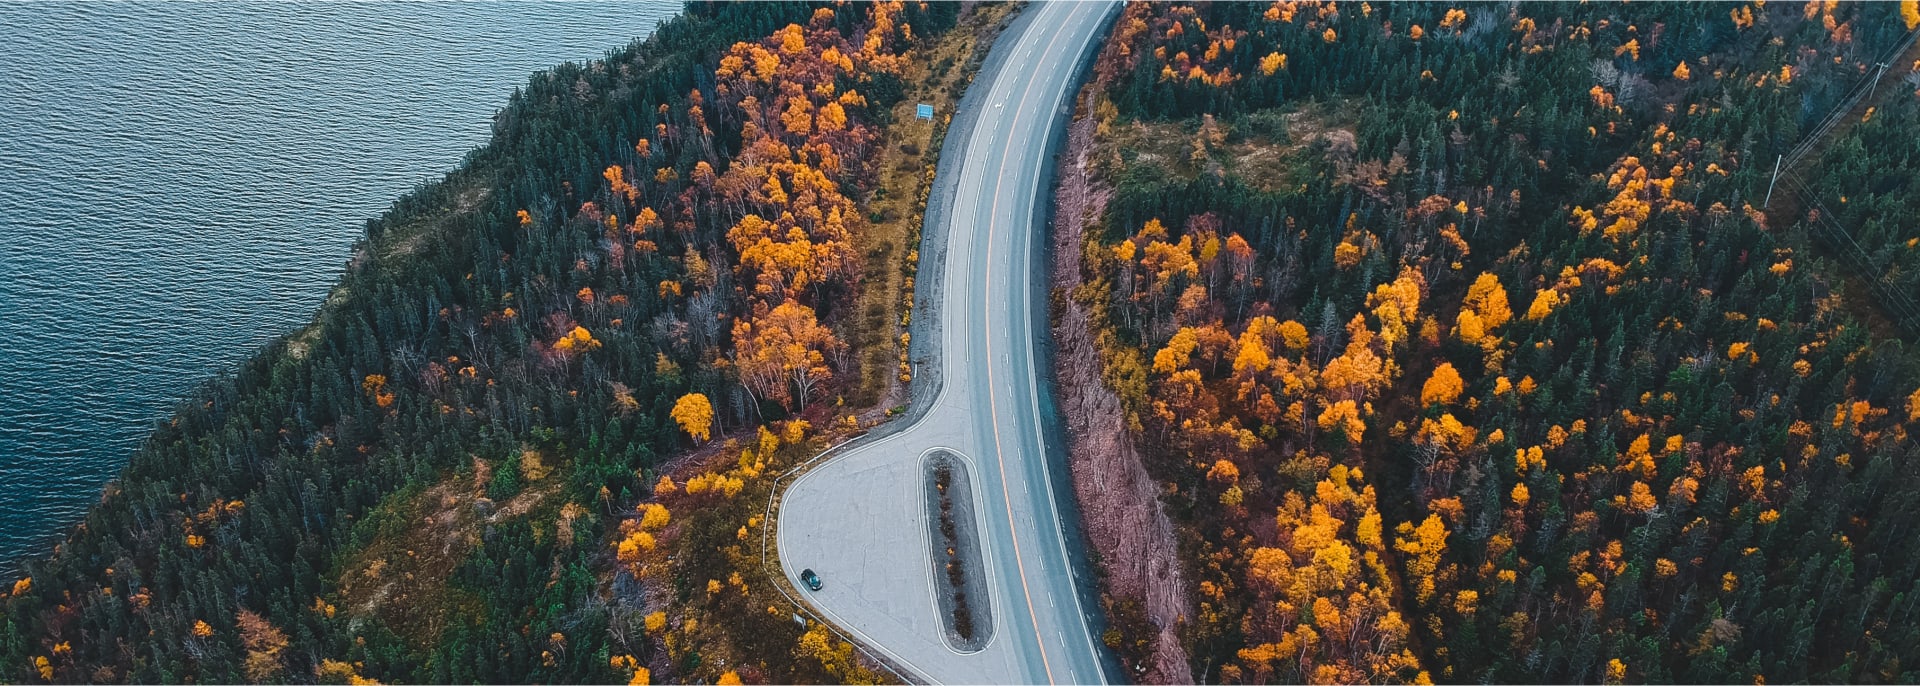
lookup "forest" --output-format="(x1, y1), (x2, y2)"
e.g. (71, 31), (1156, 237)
(1069, 0), (1920, 683)
(0, 1), (971, 683)
(11, 0), (1920, 684)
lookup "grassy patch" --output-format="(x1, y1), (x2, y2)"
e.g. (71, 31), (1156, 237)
(1098, 100), (1359, 194)
(847, 4), (1017, 407)
(332, 455), (566, 647)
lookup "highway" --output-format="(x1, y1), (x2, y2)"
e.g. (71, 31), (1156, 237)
(775, 2), (1119, 683)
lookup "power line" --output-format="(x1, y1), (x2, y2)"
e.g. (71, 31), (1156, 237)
(1785, 177), (1920, 333)
(1763, 27), (1920, 336)
(1779, 27), (1920, 173)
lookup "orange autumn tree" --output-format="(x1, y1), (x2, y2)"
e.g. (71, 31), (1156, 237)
(361, 374), (394, 408)
(705, 5), (920, 414)
(1107, 203), (1462, 682)
(1455, 272), (1511, 357)
(1236, 466), (1426, 684)
(732, 301), (843, 411)
(1077, 2), (1920, 683)
(583, 2), (918, 427)
(1420, 363), (1464, 407)
(236, 609), (289, 682)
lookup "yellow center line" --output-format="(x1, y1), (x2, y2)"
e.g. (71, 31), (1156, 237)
(979, 4), (1090, 684)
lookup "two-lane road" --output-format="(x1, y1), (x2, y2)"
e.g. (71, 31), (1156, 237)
(776, 2), (1118, 683)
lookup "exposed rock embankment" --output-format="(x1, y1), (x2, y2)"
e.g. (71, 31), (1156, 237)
(1047, 85), (1194, 684)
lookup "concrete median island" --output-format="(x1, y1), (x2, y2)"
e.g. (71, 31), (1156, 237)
(922, 448), (992, 653)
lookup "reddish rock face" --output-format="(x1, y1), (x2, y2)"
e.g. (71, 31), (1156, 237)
(1047, 72), (1194, 685)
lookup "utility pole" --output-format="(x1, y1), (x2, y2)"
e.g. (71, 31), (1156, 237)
(1764, 154), (1783, 208)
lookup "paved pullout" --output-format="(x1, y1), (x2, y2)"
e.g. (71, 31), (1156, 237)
(775, 2), (1119, 683)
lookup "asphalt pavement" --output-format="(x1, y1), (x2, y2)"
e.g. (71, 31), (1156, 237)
(775, 2), (1120, 683)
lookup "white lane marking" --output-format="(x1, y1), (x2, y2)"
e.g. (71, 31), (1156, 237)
(976, 2), (1095, 683)
(774, 2), (1120, 684)
(1002, 3), (1122, 684)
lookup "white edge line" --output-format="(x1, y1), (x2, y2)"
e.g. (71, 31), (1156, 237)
(765, 3), (1119, 684)
(1017, 3), (1119, 684)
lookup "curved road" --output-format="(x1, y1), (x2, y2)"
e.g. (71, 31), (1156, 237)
(777, 2), (1118, 683)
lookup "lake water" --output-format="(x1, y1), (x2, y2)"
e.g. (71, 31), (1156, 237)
(0, 1), (679, 577)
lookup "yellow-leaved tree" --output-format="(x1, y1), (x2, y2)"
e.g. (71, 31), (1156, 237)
(732, 301), (842, 411)
(1464, 272), (1512, 329)
(1235, 466), (1426, 684)
(671, 393), (714, 442)
(1395, 513), (1452, 605)
(1420, 363), (1465, 407)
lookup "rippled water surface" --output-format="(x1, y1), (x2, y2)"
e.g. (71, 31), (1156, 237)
(0, 1), (677, 576)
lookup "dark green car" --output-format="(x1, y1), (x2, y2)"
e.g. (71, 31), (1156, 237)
(800, 568), (823, 591)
